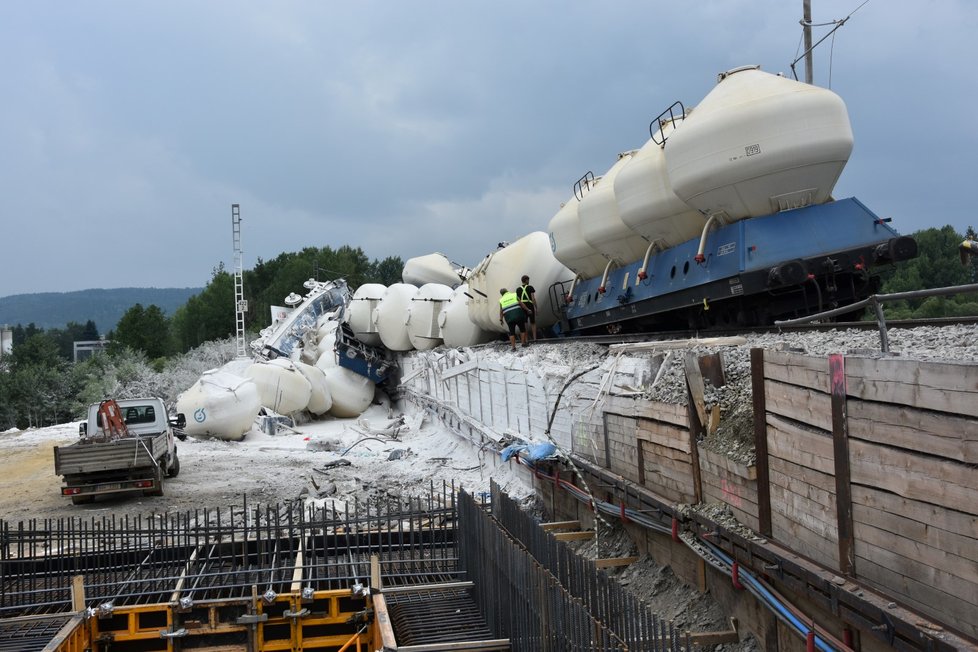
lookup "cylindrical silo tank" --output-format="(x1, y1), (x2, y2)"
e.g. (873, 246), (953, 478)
(615, 123), (706, 248)
(402, 253), (463, 287)
(322, 366), (376, 418)
(293, 360), (333, 416)
(175, 370), (261, 441)
(463, 254), (495, 331)
(244, 358), (313, 415)
(346, 283), (385, 346)
(374, 283), (418, 351)
(439, 284), (494, 348)
(406, 283), (453, 351)
(665, 66), (853, 220)
(548, 196), (610, 279)
(469, 232), (575, 333)
(578, 153), (650, 266)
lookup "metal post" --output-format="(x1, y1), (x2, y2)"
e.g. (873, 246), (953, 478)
(803, 0), (814, 84)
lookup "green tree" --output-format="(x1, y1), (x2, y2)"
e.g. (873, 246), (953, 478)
(171, 265), (235, 352)
(112, 304), (171, 360)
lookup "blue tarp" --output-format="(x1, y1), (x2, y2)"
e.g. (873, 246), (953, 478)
(500, 441), (557, 462)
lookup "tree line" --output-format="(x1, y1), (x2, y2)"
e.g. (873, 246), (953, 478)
(0, 245), (401, 429)
(1, 227), (975, 431)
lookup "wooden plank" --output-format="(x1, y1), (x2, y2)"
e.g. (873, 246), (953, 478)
(698, 446), (757, 481)
(541, 520), (580, 531)
(698, 352), (726, 387)
(845, 356), (978, 414)
(853, 514), (978, 585)
(829, 354), (855, 576)
(854, 537), (978, 613)
(604, 396), (688, 427)
(769, 466), (835, 509)
(854, 555), (978, 640)
(751, 348), (772, 537)
(634, 419), (691, 453)
(766, 414), (835, 475)
(851, 484), (978, 540)
(608, 335), (747, 353)
(553, 531), (595, 542)
(847, 399), (978, 464)
(594, 556), (639, 569)
(685, 352), (709, 430)
(764, 379), (833, 432)
(763, 350), (830, 393)
(849, 439), (978, 517)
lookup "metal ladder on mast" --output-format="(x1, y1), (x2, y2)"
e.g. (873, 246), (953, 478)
(231, 204), (248, 358)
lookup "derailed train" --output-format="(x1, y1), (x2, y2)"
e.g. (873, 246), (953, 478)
(548, 65), (916, 333)
(361, 65), (917, 346)
(175, 66), (919, 440)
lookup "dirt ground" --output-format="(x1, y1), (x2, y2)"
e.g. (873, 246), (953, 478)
(0, 403), (755, 649)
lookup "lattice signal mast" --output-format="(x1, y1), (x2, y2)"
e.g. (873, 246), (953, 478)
(231, 204), (248, 358)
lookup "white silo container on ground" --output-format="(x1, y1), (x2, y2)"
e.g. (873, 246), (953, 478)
(406, 283), (453, 350)
(176, 370), (261, 442)
(322, 367), (376, 418)
(294, 360), (333, 416)
(244, 358), (313, 415)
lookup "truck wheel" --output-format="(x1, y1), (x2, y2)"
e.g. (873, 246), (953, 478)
(167, 450), (181, 478)
(71, 495), (94, 505)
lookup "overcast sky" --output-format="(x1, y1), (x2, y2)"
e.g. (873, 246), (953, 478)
(2, 1), (975, 296)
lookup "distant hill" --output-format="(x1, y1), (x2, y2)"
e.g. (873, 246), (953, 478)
(0, 288), (202, 334)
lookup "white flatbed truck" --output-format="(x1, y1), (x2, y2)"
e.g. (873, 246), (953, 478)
(54, 398), (184, 504)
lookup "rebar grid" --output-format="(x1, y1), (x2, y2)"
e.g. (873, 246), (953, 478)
(1, 482), (462, 617)
(458, 482), (694, 651)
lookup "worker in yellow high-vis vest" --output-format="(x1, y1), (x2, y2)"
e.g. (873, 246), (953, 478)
(498, 288), (529, 350)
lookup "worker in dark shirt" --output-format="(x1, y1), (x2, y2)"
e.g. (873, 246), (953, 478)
(518, 275), (538, 341)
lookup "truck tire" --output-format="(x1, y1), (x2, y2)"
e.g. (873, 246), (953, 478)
(167, 449), (181, 478)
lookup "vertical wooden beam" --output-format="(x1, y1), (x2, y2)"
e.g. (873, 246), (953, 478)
(829, 353), (856, 577)
(750, 348), (772, 537)
(71, 575), (86, 612)
(684, 357), (704, 504)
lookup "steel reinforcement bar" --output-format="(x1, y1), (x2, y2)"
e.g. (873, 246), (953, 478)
(458, 486), (691, 651)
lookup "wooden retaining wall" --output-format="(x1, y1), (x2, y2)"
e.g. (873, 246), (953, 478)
(759, 350), (978, 640)
(398, 347), (978, 643)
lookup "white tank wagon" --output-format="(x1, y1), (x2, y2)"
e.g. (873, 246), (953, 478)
(374, 283), (419, 351)
(547, 195), (610, 280)
(577, 153), (651, 267)
(665, 66), (853, 220)
(244, 358), (313, 415)
(293, 360), (333, 416)
(402, 252), (466, 287)
(467, 232), (574, 333)
(346, 283), (386, 346)
(406, 283), (454, 351)
(439, 284), (494, 348)
(615, 118), (706, 257)
(175, 370), (261, 441)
